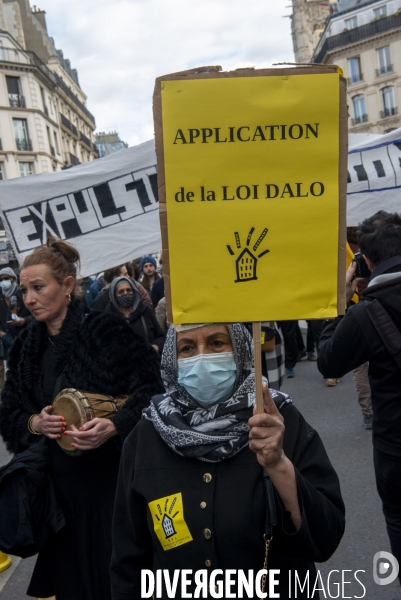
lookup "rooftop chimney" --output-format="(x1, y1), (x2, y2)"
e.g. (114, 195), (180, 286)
(32, 6), (48, 33)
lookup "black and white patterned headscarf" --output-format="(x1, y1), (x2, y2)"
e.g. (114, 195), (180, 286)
(143, 323), (263, 462)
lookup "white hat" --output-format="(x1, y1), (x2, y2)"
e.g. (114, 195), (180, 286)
(0, 267), (16, 279)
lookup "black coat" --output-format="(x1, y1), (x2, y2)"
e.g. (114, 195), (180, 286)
(105, 300), (165, 352)
(0, 300), (164, 454)
(318, 258), (401, 457)
(0, 287), (31, 358)
(0, 439), (65, 558)
(110, 403), (345, 600)
(151, 276), (164, 307)
(0, 300), (164, 600)
(92, 287), (110, 311)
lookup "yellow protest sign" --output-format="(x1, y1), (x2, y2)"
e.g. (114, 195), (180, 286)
(148, 492), (193, 551)
(154, 66), (347, 324)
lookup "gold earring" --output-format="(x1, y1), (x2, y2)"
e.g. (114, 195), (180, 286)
(68, 294), (72, 302)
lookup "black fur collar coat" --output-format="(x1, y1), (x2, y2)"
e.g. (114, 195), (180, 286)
(0, 300), (164, 454)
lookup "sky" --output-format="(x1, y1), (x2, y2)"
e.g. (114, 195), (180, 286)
(36, 0), (295, 147)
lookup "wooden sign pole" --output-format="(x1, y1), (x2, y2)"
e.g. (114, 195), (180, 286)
(252, 322), (264, 414)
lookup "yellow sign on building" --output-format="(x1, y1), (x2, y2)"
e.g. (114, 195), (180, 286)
(154, 66), (347, 324)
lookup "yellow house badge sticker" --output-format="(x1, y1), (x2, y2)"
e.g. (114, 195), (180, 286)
(148, 493), (193, 551)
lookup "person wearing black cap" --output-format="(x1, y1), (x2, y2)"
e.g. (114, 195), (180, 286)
(139, 255), (161, 293)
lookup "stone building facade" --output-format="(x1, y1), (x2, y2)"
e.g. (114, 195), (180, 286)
(94, 131), (128, 158)
(291, 0), (338, 63)
(291, 0), (401, 134)
(312, 0), (401, 134)
(0, 0), (97, 180)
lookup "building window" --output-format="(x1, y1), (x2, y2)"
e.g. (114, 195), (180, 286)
(352, 95), (368, 125)
(54, 131), (60, 154)
(0, 163), (5, 180)
(47, 126), (55, 157)
(6, 76), (25, 108)
(41, 87), (49, 116)
(348, 57), (362, 83)
(344, 16), (357, 29)
(376, 46), (392, 76)
(19, 162), (33, 177)
(13, 118), (32, 151)
(373, 5), (387, 19)
(96, 142), (106, 158)
(380, 86), (397, 118)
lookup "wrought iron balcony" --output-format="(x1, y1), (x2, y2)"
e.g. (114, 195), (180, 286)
(79, 131), (92, 149)
(351, 114), (368, 126)
(380, 107), (398, 118)
(44, 105), (49, 116)
(0, 138), (3, 151)
(9, 94), (25, 108)
(376, 64), (393, 77)
(15, 138), (33, 151)
(50, 145), (55, 157)
(60, 113), (78, 137)
(314, 13), (401, 63)
(0, 47), (31, 64)
(0, 49), (95, 125)
(69, 152), (80, 166)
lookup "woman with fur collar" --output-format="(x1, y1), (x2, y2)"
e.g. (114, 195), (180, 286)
(0, 237), (164, 600)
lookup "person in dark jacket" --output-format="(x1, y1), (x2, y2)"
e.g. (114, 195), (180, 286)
(81, 275), (97, 309)
(111, 323), (345, 600)
(150, 275), (164, 308)
(0, 267), (31, 351)
(318, 210), (401, 581)
(139, 254), (161, 293)
(0, 237), (164, 600)
(105, 276), (165, 353)
(93, 264), (153, 311)
(0, 267), (31, 387)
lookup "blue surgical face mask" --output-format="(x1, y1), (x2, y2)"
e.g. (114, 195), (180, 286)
(177, 351), (237, 408)
(0, 280), (12, 290)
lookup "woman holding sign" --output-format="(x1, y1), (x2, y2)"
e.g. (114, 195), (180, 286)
(111, 323), (345, 600)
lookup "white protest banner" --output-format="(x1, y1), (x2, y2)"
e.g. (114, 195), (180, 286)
(0, 140), (160, 276)
(347, 127), (401, 225)
(0, 129), (399, 276)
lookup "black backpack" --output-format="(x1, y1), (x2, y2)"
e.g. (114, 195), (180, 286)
(364, 288), (401, 372)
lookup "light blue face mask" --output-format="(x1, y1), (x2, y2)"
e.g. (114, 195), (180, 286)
(177, 351), (237, 408)
(0, 280), (12, 290)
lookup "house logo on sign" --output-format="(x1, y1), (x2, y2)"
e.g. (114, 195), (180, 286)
(148, 493), (193, 550)
(162, 513), (176, 538)
(227, 227), (270, 283)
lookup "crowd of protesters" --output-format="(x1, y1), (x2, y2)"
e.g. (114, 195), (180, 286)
(0, 211), (399, 600)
